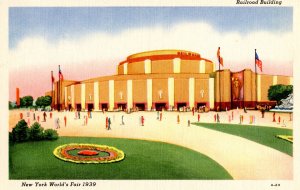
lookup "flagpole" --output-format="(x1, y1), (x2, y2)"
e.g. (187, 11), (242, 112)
(218, 47), (221, 112)
(51, 71), (54, 110)
(255, 49), (257, 109)
(58, 65), (61, 111)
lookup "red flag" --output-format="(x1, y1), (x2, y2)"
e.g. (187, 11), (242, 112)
(59, 66), (64, 81)
(217, 47), (224, 66)
(255, 51), (263, 72)
(51, 71), (55, 83)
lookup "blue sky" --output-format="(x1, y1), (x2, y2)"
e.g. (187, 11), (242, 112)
(9, 7), (292, 48)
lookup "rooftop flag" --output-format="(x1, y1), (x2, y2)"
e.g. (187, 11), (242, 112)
(217, 47), (223, 67)
(255, 51), (262, 72)
(59, 65), (64, 81)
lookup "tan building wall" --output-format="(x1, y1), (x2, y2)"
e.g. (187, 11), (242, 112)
(99, 81), (109, 103)
(114, 80), (127, 103)
(151, 60), (173, 74)
(205, 61), (214, 73)
(132, 80), (147, 103)
(260, 75), (273, 102)
(152, 78), (168, 103)
(277, 75), (290, 85)
(180, 60), (199, 74)
(118, 65), (124, 75)
(174, 78), (189, 103)
(128, 61), (144, 74)
(74, 84), (81, 104)
(85, 82), (94, 104)
(194, 79), (209, 103)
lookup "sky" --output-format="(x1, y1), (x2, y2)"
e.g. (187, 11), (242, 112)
(9, 7), (293, 101)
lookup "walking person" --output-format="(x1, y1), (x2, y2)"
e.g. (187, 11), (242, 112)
(78, 111), (81, 119)
(37, 115), (40, 123)
(232, 111), (234, 121)
(86, 114), (88, 125)
(177, 114), (180, 124)
(141, 116), (145, 126)
(214, 114), (216, 123)
(33, 112), (36, 121)
(43, 112), (47, 122)
(273, 112), (276, 122)
(217, 113), (220, 123)
(121, 115), (125, 125)
(157, 111), (159, 120)
(20, 112), (23, 120)
(159, 112), (162, 121)
(64, 116), (67, 127)
(55, 117), (60, 129)
(278, 116), (281, 124)
(188, 120), (190, 127)
(108, 118), (111, 130)
(50, 112), (52, 119)
(198, 113), (200, 122)
(105, 117), (108, 130)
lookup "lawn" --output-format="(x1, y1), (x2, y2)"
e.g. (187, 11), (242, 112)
(193, 122), (293, 156)
(9, 137), (232, 179)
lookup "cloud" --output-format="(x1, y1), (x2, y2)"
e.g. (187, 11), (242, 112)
(10, 21), (293, 75)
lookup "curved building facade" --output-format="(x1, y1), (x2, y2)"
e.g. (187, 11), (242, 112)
(47, 49), (293, 111)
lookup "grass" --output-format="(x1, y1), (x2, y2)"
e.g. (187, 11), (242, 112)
(9, 137), (232, 180)
(193, 122), (293, 156)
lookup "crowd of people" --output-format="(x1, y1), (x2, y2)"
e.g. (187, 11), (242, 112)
(18, 106), (291, 131)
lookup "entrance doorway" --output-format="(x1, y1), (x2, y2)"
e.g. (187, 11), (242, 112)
(87, 104), (94, 111)
(135, 103), (145, 111)
(101, 103), (108, 111)
(117, 103), (127, 111)
(155, 103), (166, 111)
(177, 102), (187, 110)
(76, 104), (82, 111)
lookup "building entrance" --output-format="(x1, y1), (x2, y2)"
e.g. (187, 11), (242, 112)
(135, 103), (145, 111)
(155, 103), (166, 111)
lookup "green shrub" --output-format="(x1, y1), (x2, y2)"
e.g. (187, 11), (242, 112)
(29, 122), (44, 141)
(44, 129), (59, 140)
(12, 119), (29, 142)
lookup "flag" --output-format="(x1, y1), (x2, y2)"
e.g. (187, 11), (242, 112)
(255, 51), (262, 72)
(59, 66), (64, 80)
(217, 47), (224, 66)
(51, 71), (55, 83)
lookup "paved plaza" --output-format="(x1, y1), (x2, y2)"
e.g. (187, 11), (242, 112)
(9, 109), (293, 179)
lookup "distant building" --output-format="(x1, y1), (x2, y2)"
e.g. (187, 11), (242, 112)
(46, 49), (293, 111)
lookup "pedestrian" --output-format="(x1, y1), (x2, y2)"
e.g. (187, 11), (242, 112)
(239, 115), (242, 124)
(37, 115), (40, 123)
(177, 114), (180, 124)
(232, 111), (234, 120)
(228, 115), (231, 123)
(273, 112), (276, 122)
(278, 116), (281, 124)
(188, 120), (190, 127)
(105, 117), (108, 129)
(90, 111), (92, 119)
(192, 107), (195, 116)
(198, 113), (200, 122)
(157, 111), (159, 120)
(50, 112), (52, 119)
(121, 115), (125, 125)
(86, 114), (88, 125)
(160, 112), (162, 121)
(214, 114), (216, 123)
(20, 112), (23, 120)
(64, 116), (67, 127)
(83, 115), (87, 126)
(78, 111), (81, 119)
(217, 113), (220, 123)
(33, 112), (36, 121)
(244, 107), (247, 113)
(55, 117), (60, 129)
(43, 112), (47, 122)
(241, 115), (244, 123)
(108, 118), (111, 130)
(141, 116), (144, 126)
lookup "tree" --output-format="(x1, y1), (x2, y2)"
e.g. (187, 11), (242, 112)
(12, 119), (30, 142)
(20, 96), (34, 108)
(9, 101), (17, 109)
(268, 84), (293, 104)
(29, 122), (44, 141)
(35, 96), (52, 108)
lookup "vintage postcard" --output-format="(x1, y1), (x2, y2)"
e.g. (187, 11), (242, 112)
(1, 0), (299, 190)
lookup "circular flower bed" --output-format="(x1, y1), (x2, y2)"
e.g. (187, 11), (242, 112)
(53, 143), (125, 164)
